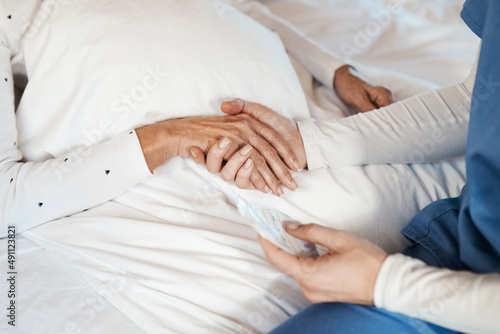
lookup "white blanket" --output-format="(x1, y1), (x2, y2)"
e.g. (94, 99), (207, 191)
(3, 0), (479, 333)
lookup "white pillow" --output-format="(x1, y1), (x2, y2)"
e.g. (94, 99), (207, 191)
(17, 0), (309, 161)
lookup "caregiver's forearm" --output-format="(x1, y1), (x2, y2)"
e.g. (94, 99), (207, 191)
(298, 59), (478, 170)
(374, 254), (500, 334)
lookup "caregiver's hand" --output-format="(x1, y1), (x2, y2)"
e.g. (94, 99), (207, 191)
(136, 113), (300, 196)
(190, 99), (307, 192)
(334, 65), (393, 113)
(259, 223), (388, 305)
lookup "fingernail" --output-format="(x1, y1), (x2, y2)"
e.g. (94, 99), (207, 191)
(289, 179), (299, 190)
(244, 159), (253, 170)
(277, 187), (285, 197)
(285, 222), (300, 231)
(240, 145), (253, 156)
(264, 186), (272, 194)
(293, 161), (303, 172)
(190, 149), (197, 158)
(219, 137), (231, 149)
(233, 98), (244, 107)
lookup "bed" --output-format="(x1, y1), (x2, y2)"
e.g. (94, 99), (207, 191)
(0, 0), (479, 333)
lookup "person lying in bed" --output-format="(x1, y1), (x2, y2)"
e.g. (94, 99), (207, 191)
(194, 0), (500, 332)
(0, 0), (391, 235)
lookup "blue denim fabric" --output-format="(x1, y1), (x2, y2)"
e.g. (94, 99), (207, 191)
(269, 303), (457, 334)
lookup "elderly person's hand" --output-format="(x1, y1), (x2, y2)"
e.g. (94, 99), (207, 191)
(189, 99), (307, 193)
(334, 65), (393, 113)
(259, 223), (388, 305)
(136, 112), (301, 196)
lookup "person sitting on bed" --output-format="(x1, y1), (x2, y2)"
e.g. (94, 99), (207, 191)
(193, 0), (500, 332)
(0, 0), (392, 235)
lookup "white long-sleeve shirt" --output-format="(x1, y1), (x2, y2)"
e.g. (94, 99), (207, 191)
(375, 254), (500, 334)
(0, 0), (152, 236)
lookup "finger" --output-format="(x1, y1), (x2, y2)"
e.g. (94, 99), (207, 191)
(247, 168), (273, 194)
(206, 137), (232, 173)
(354, 91), (378, 113)
(368, 86), (393, 108)
(221, 98), (245, 115)
(258, 235), (303, 278)
(234, 159), (255, 189)
(190, 147), (206, 165)
(246, 117), (301, 172)
(246, 132), (298, 191)
(284, 223), (351, 252)
(225, 99), (281, 128)
(219, 144), (253, 182)
(251, 153), (284, 196)
(223, 99), (301, 171)
(222, 98), (278, 119)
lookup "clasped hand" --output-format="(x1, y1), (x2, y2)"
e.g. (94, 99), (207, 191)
(136, 99), (305, 196)
(189, 99), (306, 196)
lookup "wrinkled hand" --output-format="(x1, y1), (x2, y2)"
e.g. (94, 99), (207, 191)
(190, 99), (307, 194)
(334, 65), (393, 113)
(137, 112), (300, 196)
(192, 137), (286, 195)
(259, 223), (388, 305)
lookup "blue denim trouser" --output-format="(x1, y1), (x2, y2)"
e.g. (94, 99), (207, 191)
(269, 303), (457, 334)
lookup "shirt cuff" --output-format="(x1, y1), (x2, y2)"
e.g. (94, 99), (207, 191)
(373, 253), (405, 309)
(297, 119), (329, 170)
(118, 129), (152, 180)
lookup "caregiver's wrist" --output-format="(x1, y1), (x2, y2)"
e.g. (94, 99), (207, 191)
(365, 252), (389, 306)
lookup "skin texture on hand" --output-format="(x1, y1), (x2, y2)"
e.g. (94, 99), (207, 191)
(222, 99), (307, 171)
(136, 111), (300, 196)
(259, 223), (388, 305)
(334, 65), (393, 113)
(190, 99), (307, 195)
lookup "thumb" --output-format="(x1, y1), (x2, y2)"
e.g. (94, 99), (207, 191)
(354, 91), (378, 113)
(221, 98), (245, 115)
(285, 223), (349, 252)
(189, 146), (206, 165)
(366, 85), (393, 109)
(221, 98), (272, 120)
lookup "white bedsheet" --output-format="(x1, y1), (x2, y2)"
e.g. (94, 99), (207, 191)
(1, 0), (479, 333)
